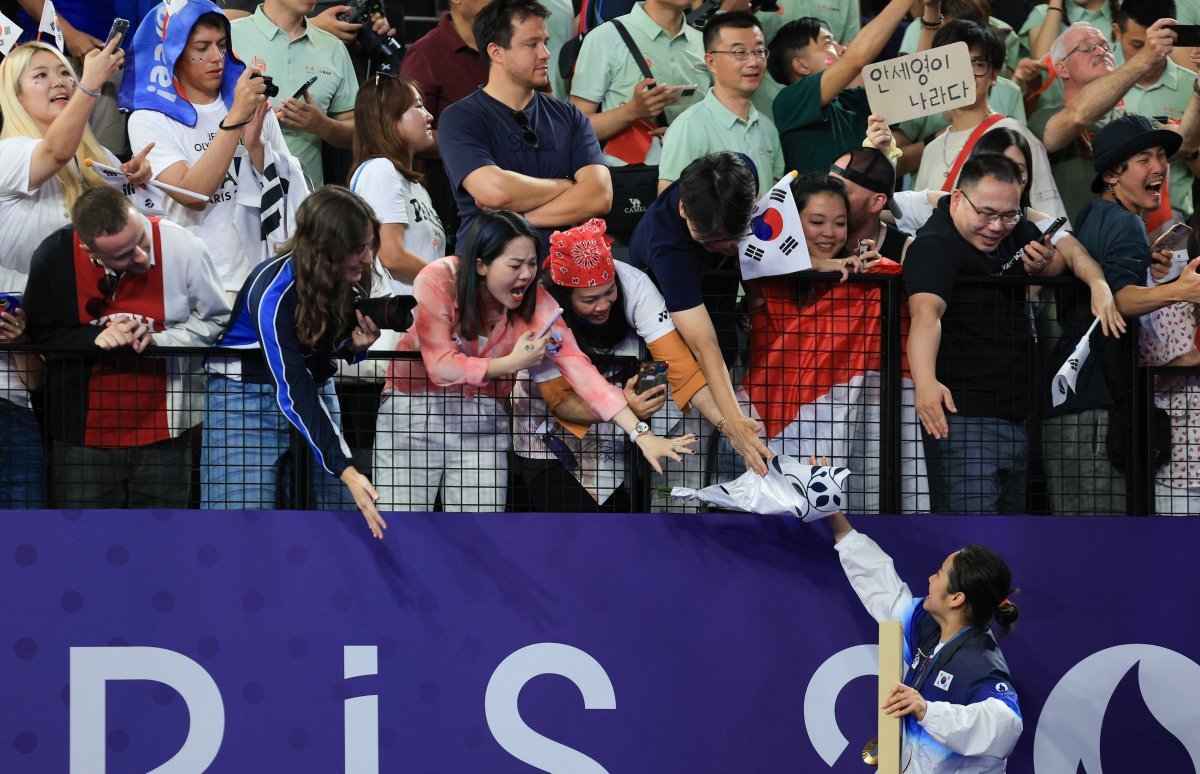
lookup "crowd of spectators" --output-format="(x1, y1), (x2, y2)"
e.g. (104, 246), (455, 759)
(1, 0), (1200, 527)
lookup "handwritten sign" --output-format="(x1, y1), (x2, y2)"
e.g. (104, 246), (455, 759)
(863, 42), (976, 125)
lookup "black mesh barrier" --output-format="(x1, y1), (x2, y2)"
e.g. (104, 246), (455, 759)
(0, 276), (1180, 515)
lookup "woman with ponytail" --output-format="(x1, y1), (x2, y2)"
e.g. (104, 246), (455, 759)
(824, 495), (1022, 772)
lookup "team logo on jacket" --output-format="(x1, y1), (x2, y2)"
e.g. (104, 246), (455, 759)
(934, 670), (954, 691)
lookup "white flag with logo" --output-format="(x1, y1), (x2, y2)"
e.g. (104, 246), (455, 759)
(38, 0), (63, 52)
(738, 171), (811, 280)
(0, 11), (23, 56)
(86, 160), (169, 216)
(1051, 317), (1101, 408)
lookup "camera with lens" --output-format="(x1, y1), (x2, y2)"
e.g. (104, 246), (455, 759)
(337, 0), (406, 75)
(250, 71), (279, 98)
(354, 294), (416, 332)
(687, 0), (779, 29)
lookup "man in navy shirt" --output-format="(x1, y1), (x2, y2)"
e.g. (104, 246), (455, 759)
(438, 0), (612, 247)
(628, 151), (772, 476)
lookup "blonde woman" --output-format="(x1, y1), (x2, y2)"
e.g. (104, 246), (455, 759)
(0, 39), (151, 274)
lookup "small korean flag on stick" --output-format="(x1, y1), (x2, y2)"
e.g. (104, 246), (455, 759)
(1051, 316), (1101, 408)
(37, 0), (64, 52)
(0, 11), (23, 56)
(84, 159), (171, 216)
(739, 171), (811, 281)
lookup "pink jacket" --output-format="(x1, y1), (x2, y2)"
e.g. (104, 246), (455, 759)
(385, 257), (627, 420)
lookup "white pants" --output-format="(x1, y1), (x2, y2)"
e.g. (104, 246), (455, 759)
(373, 391), (509, 512)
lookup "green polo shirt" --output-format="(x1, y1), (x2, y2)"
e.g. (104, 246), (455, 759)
(1029, 106), (1121, 222)
(757, 0), (860, 51)
(659, 89), (785, 194)
(231, 7), (359, 187)
(1018, 2), (1115, 59)
(1123, 59), (1198, 220)
(899, 16), (1020, 74)
(1179, 3), (1200, 24)
(775, 70), (871, 174)
(571, 3), (710, 166)
(897, 77), (1026, 149)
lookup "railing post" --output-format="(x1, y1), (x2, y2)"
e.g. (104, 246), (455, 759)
(879, 275), (902, 514)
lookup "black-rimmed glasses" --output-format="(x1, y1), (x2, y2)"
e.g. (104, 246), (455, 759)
(708, 48), (770, 61)
(512, 110), (539, 150)
(957, 190), (1022, 227)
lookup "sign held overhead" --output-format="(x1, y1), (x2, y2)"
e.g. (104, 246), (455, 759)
(864, 42), (976, 125)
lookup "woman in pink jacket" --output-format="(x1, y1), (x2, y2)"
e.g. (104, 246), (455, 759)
(374, 210), (695, 511)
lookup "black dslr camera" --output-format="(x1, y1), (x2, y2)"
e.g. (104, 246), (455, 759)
(354, 294), (416, 332)
(249, 71), (279, 98)
(337, 0), (405, 75)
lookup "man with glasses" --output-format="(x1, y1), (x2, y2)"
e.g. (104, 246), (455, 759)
(914, 21), (1067, 221)
(1029, 19), (1196, 221)
(657, 12), (783, 196)
(439, 0), (612, 248)
(903, 154), (1061, 513)
(628, 151), (774, 477)
(22, 185), (230, 509)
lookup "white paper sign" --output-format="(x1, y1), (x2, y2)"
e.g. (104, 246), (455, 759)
(0, 12), (23, 56)
(863, 42), (976, 125)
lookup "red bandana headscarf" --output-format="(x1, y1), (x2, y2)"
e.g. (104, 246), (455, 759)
(544, 218), (616, 287)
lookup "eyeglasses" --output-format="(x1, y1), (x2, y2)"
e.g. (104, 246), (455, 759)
(512, 109), (539, 150)
(969, 57), (993, 77)
(85, 273), (120, 320)
(708, 48), (770, 62)
(957, 190), (1022, 227)
(697, 234), (745, 254)
(1065, 40), (1112, 59)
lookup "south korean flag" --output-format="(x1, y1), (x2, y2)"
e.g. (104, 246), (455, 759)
(37, 0), (64, 52)
(738, 171), (811, 280)
(0, 10), (23, 56)
(1051, 317), (1100, 408)
(85, 159), (169, 217)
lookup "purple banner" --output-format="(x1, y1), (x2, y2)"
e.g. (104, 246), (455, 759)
(2, 511), (1199, 772)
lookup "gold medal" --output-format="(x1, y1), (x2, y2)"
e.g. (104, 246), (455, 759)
(862, 738), (879, 766)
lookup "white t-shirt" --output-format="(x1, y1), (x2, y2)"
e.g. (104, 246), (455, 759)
(348, 157), (445, 296)
(128, 100), (291, 291)
(914, 116), (1068, 224)
(0, 137), (120, 275)
(510, 261), (683, 503)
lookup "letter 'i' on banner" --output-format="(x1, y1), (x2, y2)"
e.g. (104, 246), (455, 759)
(739, 171), (812, 281)
(877, 621), (902, 773)
(37, 0), (64, 52)
(0, 12), (23, 55)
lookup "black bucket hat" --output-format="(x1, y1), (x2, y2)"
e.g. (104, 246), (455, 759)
(1090, 114), (1181, 193)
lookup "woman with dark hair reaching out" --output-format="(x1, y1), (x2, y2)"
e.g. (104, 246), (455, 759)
(825, 493), (1023, 772)
(203, 186), (397, 537)
(374, 210), (695, 512)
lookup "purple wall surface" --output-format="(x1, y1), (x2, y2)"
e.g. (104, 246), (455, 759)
(2, 510), (1198, 772)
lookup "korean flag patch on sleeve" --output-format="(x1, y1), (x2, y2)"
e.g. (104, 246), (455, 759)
(934, 670), (954, 691)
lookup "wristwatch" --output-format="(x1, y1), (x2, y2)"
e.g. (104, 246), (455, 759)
(629, 421), (651, 442)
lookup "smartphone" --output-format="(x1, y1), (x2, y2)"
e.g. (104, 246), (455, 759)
(856, 239), (871, 256)
(105, 18), (129, 48)
(0, 292), (21, 316)
(1151, 222), (1193, 253)
(534, 307), (564, 340)
(678, 84), (698, 98)
(1040, 216), (1068, 243)
(1167, 24), (1200, 47)
(292, 75), (318, 100)
(634, 360), (669, 394)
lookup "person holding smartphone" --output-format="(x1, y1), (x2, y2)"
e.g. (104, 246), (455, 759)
(510, 218), (727, 511)
(372, 211), (695, 513)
